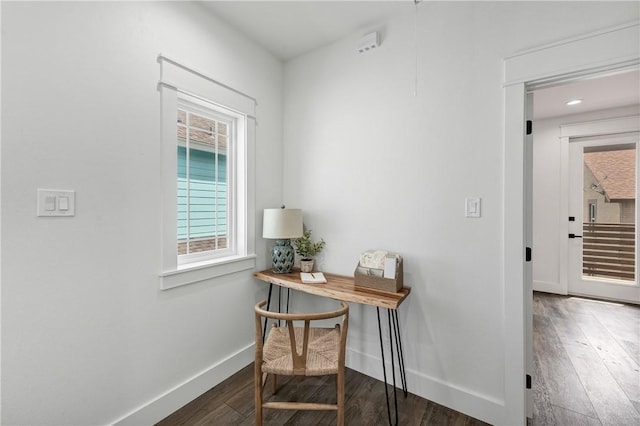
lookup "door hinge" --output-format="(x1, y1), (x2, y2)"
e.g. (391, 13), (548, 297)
(526, 374), (532, 389)
(525, 247), (532, 262)
(526, 120), (533, 135)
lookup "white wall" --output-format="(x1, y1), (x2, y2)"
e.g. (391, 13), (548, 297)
(3, 1), (639, 425)
(533, 105), (640, 294)
(1, 2), (282, 425)
(283, 2), (639, 424)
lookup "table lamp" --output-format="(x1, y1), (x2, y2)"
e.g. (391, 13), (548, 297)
(262, 207), (303, 273)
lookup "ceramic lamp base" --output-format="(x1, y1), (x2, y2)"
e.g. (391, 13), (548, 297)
(272, 239), (295, 273)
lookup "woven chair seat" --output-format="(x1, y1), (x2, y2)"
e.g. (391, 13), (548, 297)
(254, 299), (349, 425)
(263, 326), (341, 376)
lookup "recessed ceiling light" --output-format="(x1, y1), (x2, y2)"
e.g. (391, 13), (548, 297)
(566, 99), (583, 106)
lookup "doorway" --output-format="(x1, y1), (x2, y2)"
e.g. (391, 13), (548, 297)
(531, 70), (640, 303)
(503, 20), (639, 425)
(528, 68), (640, 424)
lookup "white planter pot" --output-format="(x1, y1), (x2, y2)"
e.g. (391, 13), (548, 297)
(300, 259), (314, 273)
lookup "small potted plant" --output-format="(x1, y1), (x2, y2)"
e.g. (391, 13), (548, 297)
(293, 229), (325, 272)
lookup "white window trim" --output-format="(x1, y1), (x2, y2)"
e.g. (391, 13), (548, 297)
(158, 55), (256, 290)
(176, 95), (238, 265)
(160, 254), (257, 290)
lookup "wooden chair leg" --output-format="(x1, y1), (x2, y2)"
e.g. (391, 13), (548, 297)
(255, 363), (263, 426)
(337, 370), (345, 426)
(272, 374), (278, 394)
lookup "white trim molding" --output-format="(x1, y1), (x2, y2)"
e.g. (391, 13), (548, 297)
(504, 21), (640, 88)
(160, 254), (256, 290)
(347, 347), (505, 425)
(558, 116), (640, 302)
(158, 55), (257, 289)
(111, 344), (254, 426)
(503, 21), (640, 425)
(533, 280), (567, 295)
(560, 115), (640, 138)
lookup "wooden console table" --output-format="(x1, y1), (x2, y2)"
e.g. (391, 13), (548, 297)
(254, 269), (411, 425)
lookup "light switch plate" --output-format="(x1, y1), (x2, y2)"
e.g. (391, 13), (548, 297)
(465, 197), (481, 218)
(37, 189), (75, 217)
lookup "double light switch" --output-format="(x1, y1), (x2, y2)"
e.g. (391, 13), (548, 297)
(37, 189), (75, 217)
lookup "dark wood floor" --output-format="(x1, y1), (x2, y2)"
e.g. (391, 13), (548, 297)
(157, 364), (489, 425)
(157, 292), (640, 425)
(532, 292), (640, 426)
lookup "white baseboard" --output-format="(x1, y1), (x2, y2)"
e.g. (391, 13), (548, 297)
(111, 342), (505, 425)
(533, 280), (567, 294)
(346, 347), (504, 426)
(111, 343), (254, 426)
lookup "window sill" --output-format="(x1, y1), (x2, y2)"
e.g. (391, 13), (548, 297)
(160, 254), (256, 290)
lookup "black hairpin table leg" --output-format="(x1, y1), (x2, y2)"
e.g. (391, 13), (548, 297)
(262, 283), (273, 343)
(392, 310), (408, 396)
(286, 288), (290, 313)
(377, 307), (408, 426)
(277, 286), (282, 326)
(387, 309), (399, 425)
(377, 308), (400, 426)
(376, 308), (394, 425)
(262, 285), (290, 343)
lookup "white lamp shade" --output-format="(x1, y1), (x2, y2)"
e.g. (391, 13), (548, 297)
(262, 208), (303, 239)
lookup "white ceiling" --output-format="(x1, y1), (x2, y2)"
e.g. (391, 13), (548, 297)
(200, 0), (410, 61)
(533, 69), (640, 120)
(200, 1), (640, 119)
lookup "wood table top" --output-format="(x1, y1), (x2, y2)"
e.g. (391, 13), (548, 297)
(254, 269), (411, 310)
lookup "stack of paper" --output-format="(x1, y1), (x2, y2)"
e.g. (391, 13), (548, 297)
(358, 250), (401, 279)
(383, 256), (397, 278)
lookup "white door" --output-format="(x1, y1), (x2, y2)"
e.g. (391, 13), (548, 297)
(568, 135), (640, 303)
(524, 94), (534, 419)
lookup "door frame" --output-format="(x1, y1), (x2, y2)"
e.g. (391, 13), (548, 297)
(561, 119), (640, 301)
(502, 21), (639, 425)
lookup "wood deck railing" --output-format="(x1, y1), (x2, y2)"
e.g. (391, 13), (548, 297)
(583, 222), (635, 281)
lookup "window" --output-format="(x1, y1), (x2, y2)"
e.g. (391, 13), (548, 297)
(158, 55), (256, 289)
(177, 97), (233, 263)
(588, 200), (597, 223)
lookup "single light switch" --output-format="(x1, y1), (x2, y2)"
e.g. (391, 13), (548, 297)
(465, 197), (481, 218)
(45, 196), (56, 211)
(58, 196), (69, 211)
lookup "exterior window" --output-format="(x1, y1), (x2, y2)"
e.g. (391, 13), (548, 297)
(588, 200), (597, 223)
(176, 99), (233, 263)
(158, 55), (256, 289)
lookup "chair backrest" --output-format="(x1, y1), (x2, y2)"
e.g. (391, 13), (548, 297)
(254, 299), (349, 374)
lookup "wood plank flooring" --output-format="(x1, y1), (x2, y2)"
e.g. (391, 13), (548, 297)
(156, 365), (489, 425)
(157, 292), (639, 425)
(532, 292), (640, 426)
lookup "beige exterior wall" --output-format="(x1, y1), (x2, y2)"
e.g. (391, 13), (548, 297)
(583, 163), (621, 223)
(620, 200), (636, 224)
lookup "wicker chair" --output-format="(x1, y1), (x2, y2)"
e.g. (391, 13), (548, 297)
(254, 299), (349, 426)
